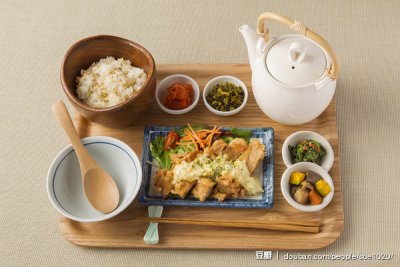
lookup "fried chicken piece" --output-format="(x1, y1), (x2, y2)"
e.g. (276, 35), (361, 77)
(171, 181), (197, 199)
(229, 138), (248, 154)
(222, 146), (239, 161)
(154, 169), (174, 198)
(169, 152), (189, 164)
(239, 138), (265, 174)
(215, 175), (245, 198)
(222, 138), (248, 161)
(192, 177), (216, 202)
(171, 151), (203, 164)
(209, 139), (227, 155)
(211, 188), (227, 203)
(184, 150), (203, 163)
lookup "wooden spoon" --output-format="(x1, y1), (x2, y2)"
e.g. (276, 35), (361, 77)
(52, 101), (120, 213)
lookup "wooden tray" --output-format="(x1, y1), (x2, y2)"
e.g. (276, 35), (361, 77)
(60, 64), (343, 250)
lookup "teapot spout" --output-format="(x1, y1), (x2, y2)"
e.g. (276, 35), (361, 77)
(239, 24), (259, 71)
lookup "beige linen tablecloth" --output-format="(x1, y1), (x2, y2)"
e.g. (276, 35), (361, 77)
(1, 0), (399, 266)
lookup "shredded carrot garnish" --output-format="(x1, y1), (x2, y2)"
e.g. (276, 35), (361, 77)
(187, 123), (196, 134)
(178, 124), (223, 150)
(205, 125), (217, 147)
(208, 126), (222, 147)
(180, 136), (191, 141)
(187, 123), (205, 148)
(204, 135), (212, 147)
(198, 133), (207, 138)
(181, 133), (206, 141)
(184, 130), (198, 150)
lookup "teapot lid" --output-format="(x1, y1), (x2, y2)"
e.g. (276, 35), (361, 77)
(266, 36), (326, 86)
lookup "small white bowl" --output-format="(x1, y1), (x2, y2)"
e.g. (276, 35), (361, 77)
(282, 131), (334, 172)
(281, 162), (334, 212)
(46, 136), (142, 222)
(156, 74), (200, 115)
(203, 75), (248, 116)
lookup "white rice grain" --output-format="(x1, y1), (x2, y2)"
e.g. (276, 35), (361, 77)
(76, 57), (147, 108)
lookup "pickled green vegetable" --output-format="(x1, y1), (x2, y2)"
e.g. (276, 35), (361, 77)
(288, 139), (326, 165)
(206, 82), (244, 111)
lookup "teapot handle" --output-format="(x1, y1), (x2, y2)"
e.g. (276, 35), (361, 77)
(256, 12), (340, 80)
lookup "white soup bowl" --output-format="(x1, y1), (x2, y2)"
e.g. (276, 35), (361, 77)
(46, 136), (141, 222)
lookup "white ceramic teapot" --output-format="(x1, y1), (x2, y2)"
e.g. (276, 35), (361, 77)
(240, 12), (340, 125)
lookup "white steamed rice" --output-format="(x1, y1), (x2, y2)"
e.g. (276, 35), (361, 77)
(76, 56), (147, 108)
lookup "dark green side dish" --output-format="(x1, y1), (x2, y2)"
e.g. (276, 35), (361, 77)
(288, 139), (326, 165)
(206, 82), (244, 111)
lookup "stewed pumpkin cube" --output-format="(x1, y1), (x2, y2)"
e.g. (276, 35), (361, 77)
(315, 180), (331, 197)
(289, 171), (306, 185)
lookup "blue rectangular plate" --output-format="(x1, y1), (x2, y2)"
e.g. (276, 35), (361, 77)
(138, 125), (274, 208)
